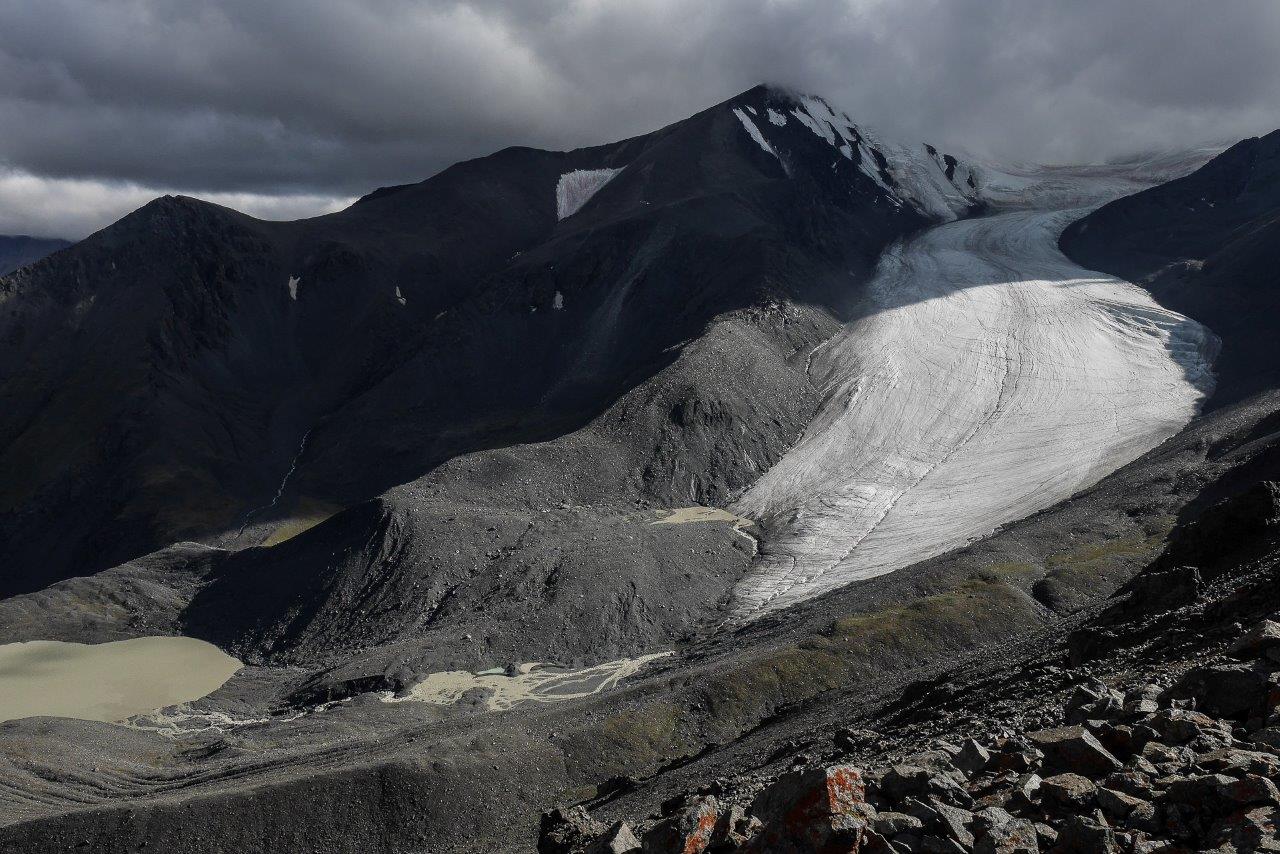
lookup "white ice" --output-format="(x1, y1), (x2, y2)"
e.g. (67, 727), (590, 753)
(728, 159), (1219, 619)
(556, 168), (623, 220)
(733, 108), (780, 162)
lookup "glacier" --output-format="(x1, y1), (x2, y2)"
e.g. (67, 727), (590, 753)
(728, 156), (1220, 619)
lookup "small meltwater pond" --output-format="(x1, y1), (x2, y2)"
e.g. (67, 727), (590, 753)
(385, 652), (672, 713)
(0, 637), (242, 724)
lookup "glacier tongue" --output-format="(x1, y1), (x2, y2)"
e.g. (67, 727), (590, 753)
(728, 159), (1218, 619)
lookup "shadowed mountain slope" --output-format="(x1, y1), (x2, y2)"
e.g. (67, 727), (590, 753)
(1061, 130), (1280, 407)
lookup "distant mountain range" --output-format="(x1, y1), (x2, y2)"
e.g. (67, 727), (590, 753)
(0, 234), (71, 276)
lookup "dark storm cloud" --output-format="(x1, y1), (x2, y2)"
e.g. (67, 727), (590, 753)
(2, 0), (1278, 237)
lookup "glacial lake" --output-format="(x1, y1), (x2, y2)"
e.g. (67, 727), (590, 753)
(0, 637), (242, 724)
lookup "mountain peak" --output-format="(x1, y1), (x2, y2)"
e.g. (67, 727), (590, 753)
(710, 84), (983, 221)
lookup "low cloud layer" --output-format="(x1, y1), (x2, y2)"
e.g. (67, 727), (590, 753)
(2, 0), (1277, 238)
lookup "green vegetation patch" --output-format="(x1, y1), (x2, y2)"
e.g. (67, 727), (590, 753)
(563, 575), (1046, 783)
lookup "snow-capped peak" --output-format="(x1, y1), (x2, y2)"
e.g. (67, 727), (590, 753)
(732, 88), (983, 222)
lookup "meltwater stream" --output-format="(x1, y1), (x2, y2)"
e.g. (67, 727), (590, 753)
(728, 159), (1220, 619)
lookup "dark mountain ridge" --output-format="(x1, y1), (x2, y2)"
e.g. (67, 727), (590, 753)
(0, 85), (976, 597)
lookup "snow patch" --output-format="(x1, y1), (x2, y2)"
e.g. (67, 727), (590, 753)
(767, 108), (787, 127)
(782, 93), (982, 220)
(556, 168), (623, 220)
(287, 276), (300, 300)
(553, 290), (564, 310)
(394, 285), (406, 306)
(790, 104), (836, 145)
(732, 108), (779, 161)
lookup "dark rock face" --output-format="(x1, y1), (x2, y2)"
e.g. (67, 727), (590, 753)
(1060, 129), (1280, 407)
(0, 234), (71, 276)
(0, 85), (952, 597)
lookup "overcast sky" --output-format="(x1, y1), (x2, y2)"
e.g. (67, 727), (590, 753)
(2, 0), (1278, 238)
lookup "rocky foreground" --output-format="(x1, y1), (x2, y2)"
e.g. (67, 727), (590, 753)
(541, 481), (1280, 854)
(545, 619), (1280, 853)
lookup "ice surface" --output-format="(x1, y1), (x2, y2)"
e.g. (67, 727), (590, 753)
(733, 108), (779, 161)
(556, 168), (623, 220)
(729, 161), (1218, 619)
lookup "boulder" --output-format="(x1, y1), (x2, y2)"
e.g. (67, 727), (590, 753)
(873, 812), (924, 836)
(1149, 708), (1229, 745)
(1040, 773), (1097, 810)
(974, 818), (1039, 854)
(1216, 773), (1280, 808)
(1090, 723), (1148, 759)
(1230, 619), (1280, 662)
(1026, 726), (1122, 776)
(892, 832), (924, 853)
(540, 806), (606, 854)
(1165, 665), (1278, 721)
(712, 805), (760, 850)
(876, 765), (972, 808)
(641, 795), (720, 854)
(1122, 685), (1162, 717)
(1252, 726), (1280, 751)
(835, 728), (885, 753)
(954, 739), (993, 777)
(930, 802), (976, 848)
(1194, 747), (1280, 778)
(1096, 787), (1145, 819)
(920, 835), (968, 854)
(1054, 811), (1119, 853)
(1103, 770), (1154, 800)
(1065, 682), (1123, 725)
(971, 806), (1014, 837)
(1215, 805), (1279, 852)
(589, 821), (641, 854)
(748, 765), (874, 854)
(989, 738), (1043, 774)
(1032, 822), (1057, 848)
(1009, 773), (1042, 810)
